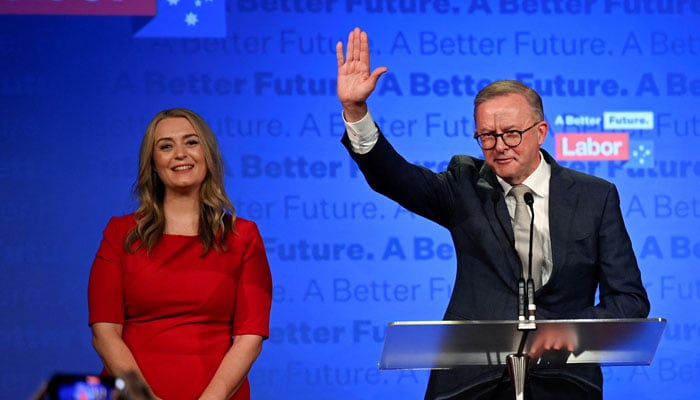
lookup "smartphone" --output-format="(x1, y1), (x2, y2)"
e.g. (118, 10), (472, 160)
(43, 374), (120, 400)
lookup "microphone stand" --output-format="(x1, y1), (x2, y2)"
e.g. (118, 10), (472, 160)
(517, 192), (537, 331)
(510, 191), (537, 400)
(491, 189), (533, 333)
(524, 192), (537, 326)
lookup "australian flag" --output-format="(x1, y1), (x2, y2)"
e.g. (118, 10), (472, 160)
(0, 0), (225, 38)
(135, 0), (226, 38)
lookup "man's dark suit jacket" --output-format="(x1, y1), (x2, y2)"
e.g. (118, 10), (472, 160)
(342, 131), (650, 399)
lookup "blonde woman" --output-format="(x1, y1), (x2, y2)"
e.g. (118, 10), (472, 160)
(88, 108), (272, 400)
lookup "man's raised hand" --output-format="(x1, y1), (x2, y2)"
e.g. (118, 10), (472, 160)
(336, 27), (388, 122)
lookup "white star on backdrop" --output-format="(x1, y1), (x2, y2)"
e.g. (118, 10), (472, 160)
(631, 144), (652, 165)
(185, 12), (199, 26)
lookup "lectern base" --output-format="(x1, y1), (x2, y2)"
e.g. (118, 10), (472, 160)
(506, 354), (529, 400)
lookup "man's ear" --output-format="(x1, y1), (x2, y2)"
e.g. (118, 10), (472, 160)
(537, 121), (549, 145)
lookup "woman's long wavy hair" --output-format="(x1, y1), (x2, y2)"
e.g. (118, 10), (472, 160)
(125, 108), (235, 255)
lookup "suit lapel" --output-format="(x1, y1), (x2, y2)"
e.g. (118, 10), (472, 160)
(478, 167), (521, 283)
(546, 154), (577, 276)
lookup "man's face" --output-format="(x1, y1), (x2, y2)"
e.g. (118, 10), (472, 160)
(474, 93), (548, 185)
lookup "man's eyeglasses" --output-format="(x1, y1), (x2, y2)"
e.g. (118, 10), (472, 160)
(473, 121), (541, 150)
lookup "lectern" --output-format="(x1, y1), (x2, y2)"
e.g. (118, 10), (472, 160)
(379, 318), (666, 400)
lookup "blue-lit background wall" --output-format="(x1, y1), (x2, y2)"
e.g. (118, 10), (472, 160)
(1, 1), (698, 398)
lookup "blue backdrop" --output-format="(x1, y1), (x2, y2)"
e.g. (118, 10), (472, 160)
(1, 1), (698, 398)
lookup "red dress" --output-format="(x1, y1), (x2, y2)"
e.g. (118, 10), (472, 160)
(88, 215), (272, 400)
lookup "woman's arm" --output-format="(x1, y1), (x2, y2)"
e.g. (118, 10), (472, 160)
(198, 334), (264, 400)
(91, 322), (141, 376)
(198, 220), (272, 399)
(91, 322), (161, 399)
(91, 322), (159, 398)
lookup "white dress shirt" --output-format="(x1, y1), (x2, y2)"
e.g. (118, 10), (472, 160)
(499, 155), (554, 286)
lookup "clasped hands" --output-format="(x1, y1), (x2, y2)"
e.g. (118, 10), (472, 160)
(527, 323), (579, 362)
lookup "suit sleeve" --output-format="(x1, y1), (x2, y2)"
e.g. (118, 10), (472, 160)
(575, 184), (650, 319)
(342, 129), (478, 227)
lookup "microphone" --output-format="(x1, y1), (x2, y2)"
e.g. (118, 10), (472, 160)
(492, 189), (527, 323)
(524, 192), (537, 322)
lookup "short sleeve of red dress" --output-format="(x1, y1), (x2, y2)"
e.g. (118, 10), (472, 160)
(230, 219), (273, 337)
(88, 215), (132, 325)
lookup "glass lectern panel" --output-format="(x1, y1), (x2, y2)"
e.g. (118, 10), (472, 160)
(379, 318), (666, 370)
